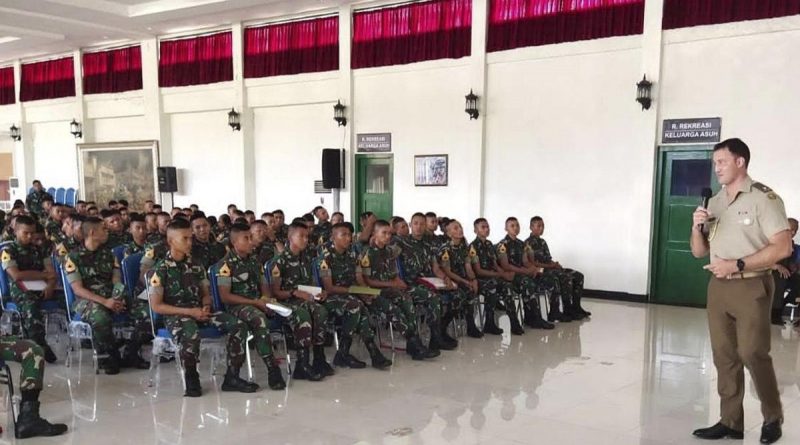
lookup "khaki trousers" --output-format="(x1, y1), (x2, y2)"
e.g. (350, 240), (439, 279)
(707, 275), (782, 431)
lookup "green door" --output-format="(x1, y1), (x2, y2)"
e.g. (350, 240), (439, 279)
(651, 148), (720, 306)
(355, 155), (393, 228)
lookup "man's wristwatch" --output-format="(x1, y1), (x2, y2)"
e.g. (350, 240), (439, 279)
(736, 259), (746, 272)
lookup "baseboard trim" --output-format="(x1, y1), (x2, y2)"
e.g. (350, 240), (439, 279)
(584, 289), (647, 303)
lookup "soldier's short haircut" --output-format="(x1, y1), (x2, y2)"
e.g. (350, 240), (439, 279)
(77, 200), (86, 205)
(789, 218), (798, 225)
(332, 222), (353, 234)
(244, 210), (255, 216)
(152, 204), (162, 211)
(108, 200), (118, 207)
(72, 214), (86, 225)
(273, 209), (284, 215)
(167, 218), (191, 232)
(182, 208), (191, 212)
(261, 212), (273, 218)
(714, 138), (751, 167)
(288, 221), (308, 234)
(172, 214), (188, 222)
(82, 217), (104, 238)
(530, 216), (544, 225)
(192, 210), (206, 219)
(312, 206), (324, 215)
(505, 217), (518, 225)
(232, 210), (245, 217)
(42, 195), (54, 204)
(291, 217), (306, 226)
(302, 213), (315, 223)
(359, 211), (373, 220)
(374, 220), (390, 230)
(157, 212), (171, 219)
(145, 212), (157, 218)
(32, 180), (41, 186)
(145, 200), (154, 204)
(390, 216), (406, 227)
(34, 222), (45, 234)
(230, 223), (251, 237)
(251, 220), (267, 228)
(190, 204), (198, 209)
(233, 217), (248, 225)
(189, 213), (208, 223)
(15, 215), (35, 227)
(119, 199), (129, 207)
(227, 204), (237, 211)
(331, 211), (343, 219)
(410, 212), (426, 221)
(129, 213), (145, 223)
(100, 209), (120, 219)
(425, 212), (437, 219)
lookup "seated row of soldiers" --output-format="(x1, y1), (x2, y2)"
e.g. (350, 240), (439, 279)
(0, 200), (589, 401)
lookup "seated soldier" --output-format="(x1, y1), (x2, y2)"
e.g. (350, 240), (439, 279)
(139, 212), (172, 281)
(44, 205), (66, 248)
(169, 207), (182, 219)
(270, 221), (331, 381)
(2, 215), (17, 242)
(470, 218), (524, 335)
(496, 217), (554, 330)
(146, 212), (170, 245)
(272, 210), (288, 243)
(390, 217), (409, 245)
(55, 215), (85, 262)
(330, 212), (344, 226)
(354, 211), (376, 253)
(39, 196), (54, 225)
(65, 217), (150, 374)
(318, 222), (392, 370)
(226, 204), (238, 220)
(250, 220), (282, 265)
(216, 214), (232, 242)
(101, 209), (131, 249)
(189, 204), (199, 214)
(216, 224), (286, 390)
(149, 219), (258, 397)
(87, 206), (99, 217)
(526, 216), (590, 320)
(359, 220), (437, 360)
(311, 206), (332, 247)
(25, 180), (50, 219)
(395, 212), (457, 352)
(123, 213), (147, 258)
(243, 210), (256, 225)
(0, 335), (68, 438)
(772, 217), (799, 324)
(76, 200), (88, 216)
(424, 212), (438, 239)
(32, 222), (51, 257)
(438, 220), (482, 338)
(190, 213), (227, 271)
(1, 216), (59, 362)
(260, 212), (274, 227)
(144, 212), (158, 238)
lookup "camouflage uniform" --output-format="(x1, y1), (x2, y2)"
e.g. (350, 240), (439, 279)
(311, 222), (332, 248)
(271, 250), (327, 348)
(525, 235), (584, 314)
(25, 190), (51, 218)
(139, 238), (169, 275)
(44, 218), (65, 247)
(104, 231), (131, 250)
(496, 236), (551, 314)
(65, 246), (150, 352)
(191, 237), (227, 271)
(395, 236), (443, 323)
(253, 240), (278, 266)
(437, 239), (478, 314)
(123, 241), (145, 258)
(215, 252), (274, 361)
(54, 236), (80, 263)
(0, 336), (44, 391)
(469, 238), (517, 313)
(358, 245), (418, 337)
(274, 225), (288, 244)
(318, 247), (374, 341)
(145, 232), (165, 245)
(1, 242), (55, 343)
(150, 253), (247, 369)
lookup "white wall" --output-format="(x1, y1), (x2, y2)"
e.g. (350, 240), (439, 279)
(32, 120), (79, 188)
(93, 115), (149, 142)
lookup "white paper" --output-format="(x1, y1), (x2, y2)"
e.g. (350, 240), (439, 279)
(418, 277), (447, 289)
(266, 303), (293, 317)
(297, 285), (323, 299)
(21, 280), (47, 291)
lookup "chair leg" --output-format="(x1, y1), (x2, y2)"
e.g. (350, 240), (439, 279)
(245, 336), (254, 382)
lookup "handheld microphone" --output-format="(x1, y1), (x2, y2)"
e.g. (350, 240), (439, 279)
(698, 187), (712, 231)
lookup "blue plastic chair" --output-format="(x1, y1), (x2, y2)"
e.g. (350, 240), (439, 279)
(0, 242), (22, 336)
(54, 188), (66, 205)
(64, 188), (76, 207)
(60, 263), (101, 373)
(119, 250), (139, 297)
(0, 357), (17, 430)
(46, 187), (55, 198)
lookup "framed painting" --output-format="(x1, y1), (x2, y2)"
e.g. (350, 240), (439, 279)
(414, 154), (448, 186)
(77, 140), (159, 211)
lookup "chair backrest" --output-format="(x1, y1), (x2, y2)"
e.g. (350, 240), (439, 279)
(112, 245), (126, 267)
(396, 257), (405, 281)
(0, 241), (14, 302)
(55, 188), (66, 204)
(121, 252), (143, 299)
(263, 259), (275, 286)
(65, 188), (76, 207)
(59, 263), (78, 319)
(46, 187), (56, 197)
(144, 270), (160, 336)
(311, 259), (322, 287)
(208, 263), (224, 312)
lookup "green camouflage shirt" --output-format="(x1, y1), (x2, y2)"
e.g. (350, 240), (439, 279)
(253, 240), (278, 266)
(150, 253), (206, 308)
(54, 236), (80, 261)
(44, 218), (65, 246)
(524, 235), (552, 263)
(274, 225), (288, 243)
(140, 239), (169, 271)
(271, 249), (314, 291)
(25, 190), (51, 217)
(396, 235), (435, 283)
(311, 222), (332, 247)
(496, 235), (531, 268)
(216, 251), (265, 300)
(359, 244), (401, 282)
(438, 239), (470, 278)
(123, 241), (145, 258)
(318, 246), (360, 288)
(146, 232), (165, 245)
(1, 241), (46, 298)
(65, 246), (123, 299)
(105, 231), (132, 250)
(469, 238), (495, 270)
(191, 237), (227, 271)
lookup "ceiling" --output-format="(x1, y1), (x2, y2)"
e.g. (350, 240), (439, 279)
(0, 0), (359, 64)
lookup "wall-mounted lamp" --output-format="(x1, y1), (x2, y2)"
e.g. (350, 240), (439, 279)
(9, 124), (21, 141)
(333, 100), (347, 127)
(70, 119), (82, 138)
(465, 90), (479, 120)
(228, 108), (241, 131)
(636, 75), (653, 111)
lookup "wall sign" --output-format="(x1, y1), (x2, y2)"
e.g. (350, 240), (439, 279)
(357, 133), (391, 152)
(662, 118), (721, 144)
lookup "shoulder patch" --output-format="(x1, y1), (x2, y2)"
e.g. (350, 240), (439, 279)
(149, 273), (161, 287)
(65, 257), (77, 273)
(219, 262), (231, 277)
(469, 246), (477, 257)
(271, 264), (281, 278)
(497, 244), (507, 254)
(320, 260), (329, 271)
(57, 244), (68, 257)
(524, 244), (532, 252)
(441, 250), (450, 261)
(114, 257), (120, 268)
(360, 255), (370, 268)
(752, 182), (773, 193)
(145, 248), (154, 259)
(1, 250), (9, 263)
(767, 192), (778, 200)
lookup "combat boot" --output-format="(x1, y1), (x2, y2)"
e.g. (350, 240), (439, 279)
(364, 338), (392, 369)
(292, 348), (323, 381)
(221, 366), (259, 393)
(313, 345), (336, 376)
(122, 338), (150, 369)
(333, 336), (366, 369)
(34, 336), (57, 364)
(465, 307), (483, 338)
(14, 390), (68, 439)
(482, 309), (504, 335)
(183, 367), (202, 397)
(431, 321), (457, 351)
(102, 349), (121, 375)
(406, 335), (439, 360)
(508, 311), (525, 335)
(265, 357), (286, 390)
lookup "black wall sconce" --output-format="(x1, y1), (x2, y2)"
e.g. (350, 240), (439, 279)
(70, 119), (82, 138)
(636, 75), (652, 111)
(228, 108), (241, 131)
(9, 124), (21, 141)
(333, 100), (347, 127)
(465, 90), (479, 120)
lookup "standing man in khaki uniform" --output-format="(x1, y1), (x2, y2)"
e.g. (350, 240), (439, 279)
(691, 138), (793, 444)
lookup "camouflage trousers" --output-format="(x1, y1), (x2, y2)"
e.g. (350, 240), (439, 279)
(227, 304), (273, 360)
(163, 312), (247, 369)
(530, 272), (561, 313)
(559, 268), (584, 307)
(441, 286), (477, 315)
(0, 336), (44, 391)
(407, 284), (442, 325)
(323, 295), (374, 341)
(73, 298), (151, 353)
(477, 278), (517, 314)
(365, 289), (418, 338)
(284, 298), (327, 348)
(511, 274), (545, 313)
(11, 291), (61, 344)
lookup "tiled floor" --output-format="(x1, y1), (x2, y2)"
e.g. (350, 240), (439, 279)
(4, 299), (800, 444)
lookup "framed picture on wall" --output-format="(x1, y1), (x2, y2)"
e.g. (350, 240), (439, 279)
(76, 140), (160, 211)
(414, 154), (448, 187)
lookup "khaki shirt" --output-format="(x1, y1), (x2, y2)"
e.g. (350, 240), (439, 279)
(707, 176), (789, 265)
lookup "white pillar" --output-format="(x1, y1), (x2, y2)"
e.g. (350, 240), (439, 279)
(232, 22), (256, 210)
(472, 0), (489, 216)
(339, 5), (354, 219)
(11, 60), (33, 202)
(140, 38), (173, 207)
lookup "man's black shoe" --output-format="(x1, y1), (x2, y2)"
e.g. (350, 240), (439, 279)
(760, 419), (782, 444)
(692, 422), (744, 440)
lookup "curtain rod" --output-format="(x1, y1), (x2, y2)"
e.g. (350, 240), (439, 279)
(159, 27), (232, 43)
(354, 0), (436, 14)
(83, 42), (140, 55)
(246, 11), (339, 29)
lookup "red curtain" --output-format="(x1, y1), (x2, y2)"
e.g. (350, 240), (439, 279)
(20, 57), (76, 102)
(352, 0), (472, 69)
(83, 46), (142, 94)
(0, 67), (14, 105)
(488, 0), (645, 52)
(159, 32), (233, 87)
(245, 16), (339, 78)
(663, 0), (800, 29)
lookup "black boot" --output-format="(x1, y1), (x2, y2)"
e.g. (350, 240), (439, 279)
(14, 391), (68, 439)
(183, 367), (202, 397)
(265, 358), (287, 390)
(42, 344), (57, 364)
(122, 339), (150, 369)
(465, 307), (483, 338)
(365, 339), (392, 369)
(509, 310), (525, 335)
(292, 348), (323, 381)
(548, 309), (573, 323)
(771, 309), (784, 326)
(333, 336), (366, 369)
(432, 319), (457, 351)
(524, 303), (554, 330)
(406, 335), (439, 360)
(313, 345), (335, 376)
(221, 366), (260, 393)
(102, 349), (121, 375)
(483, 309), (504, 335)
